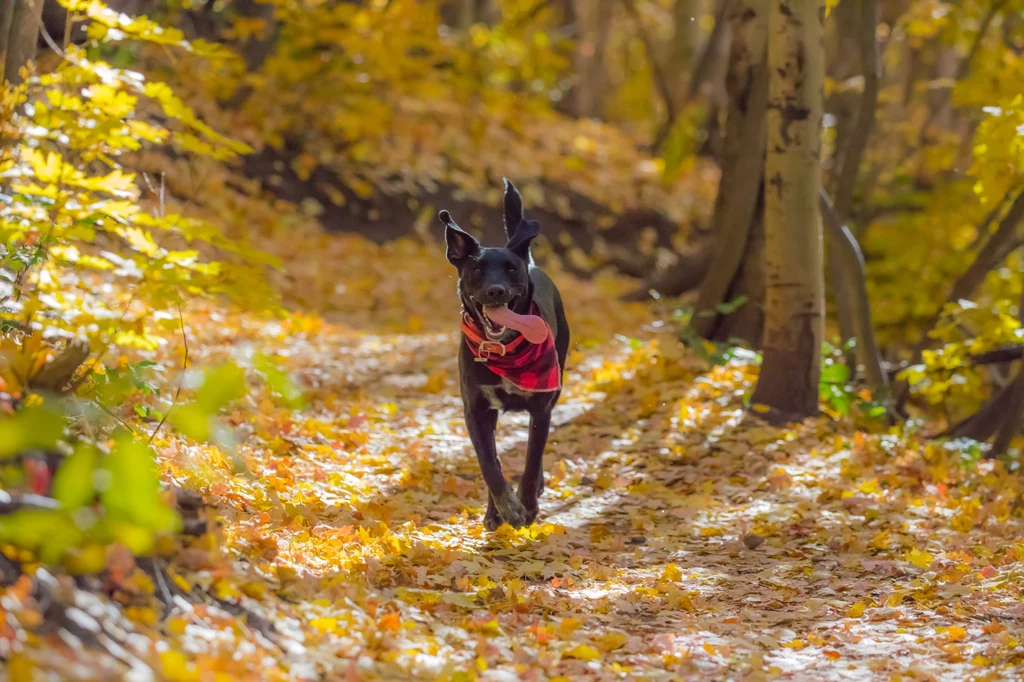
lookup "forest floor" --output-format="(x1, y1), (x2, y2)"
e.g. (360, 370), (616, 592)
(10, 232), (1024, 681)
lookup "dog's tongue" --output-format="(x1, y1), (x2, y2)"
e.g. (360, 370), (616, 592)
(484, 305), (548, 344)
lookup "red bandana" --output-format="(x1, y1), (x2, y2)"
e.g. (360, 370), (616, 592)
(460, 303), (561, 392)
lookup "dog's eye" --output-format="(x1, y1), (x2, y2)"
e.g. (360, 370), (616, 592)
(473, 267), (483, 278)
(506, 264), (517, 274)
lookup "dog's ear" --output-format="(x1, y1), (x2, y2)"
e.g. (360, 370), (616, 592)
(503, 178), (524, 239)
(506, 219), (540, 260)
(439, 210), (479, 266)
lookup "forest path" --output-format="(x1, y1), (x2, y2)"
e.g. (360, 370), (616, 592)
(146, 234), (1023, 681)
(25, 236), (1023, 681)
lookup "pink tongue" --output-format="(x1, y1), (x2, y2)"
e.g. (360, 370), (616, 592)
(484, 305), (549, 344)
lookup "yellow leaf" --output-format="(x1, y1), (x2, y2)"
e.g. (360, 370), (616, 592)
(213, 580), (241, 600)
(782, 640), (805, 649)
(946, 626), (967, 642)
(905, 548), (934, 569)
(558, 617), (583, 636)
(9, 652), (35, 682)
(563, 644), (600, 661)
(857, 478), (881, 494)
(423, 371), (446, 393)
(847, 601), (866, 618)
(124, 606), (157, 625)
(971, 655), (990, 666)
(442, 591), (479, 608)
(596, 630), (627, 651)
(310, 617), (338, 633)
(63, 544), (108, 575)
(751, 403), (771, 414)
(661, 563), (682, 582)
(160, 650), (196, 682)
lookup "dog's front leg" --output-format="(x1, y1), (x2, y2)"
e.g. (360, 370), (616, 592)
(517, 408), (552, 524)
(464, 398), (527, 530)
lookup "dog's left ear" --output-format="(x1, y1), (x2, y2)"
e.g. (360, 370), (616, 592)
(439, 210), (480, 266)
(506, 219), (540, 260)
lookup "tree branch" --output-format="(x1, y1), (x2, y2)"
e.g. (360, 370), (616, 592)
(820, 189), (888, 388)
(832, 0), (879, 220)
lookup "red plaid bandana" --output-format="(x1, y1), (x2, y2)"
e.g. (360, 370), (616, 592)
(460, 303), (561, 392)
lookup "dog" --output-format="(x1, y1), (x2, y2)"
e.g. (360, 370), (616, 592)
(439, 180), (569, 530)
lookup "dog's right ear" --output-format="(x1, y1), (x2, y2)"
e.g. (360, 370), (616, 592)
(439, 210), (480, 267)
(503, 178), (524, 240)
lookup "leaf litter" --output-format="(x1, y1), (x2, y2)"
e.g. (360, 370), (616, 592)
(5, 232), (1024, 681)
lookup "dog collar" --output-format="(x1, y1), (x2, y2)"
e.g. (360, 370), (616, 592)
(460, 304), (561, 392)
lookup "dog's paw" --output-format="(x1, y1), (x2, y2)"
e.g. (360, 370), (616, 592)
(517, 488), (539, 525)
(484, 508), (503, 532)
(493, 490), (529, 529)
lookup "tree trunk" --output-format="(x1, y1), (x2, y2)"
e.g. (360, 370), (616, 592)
(750, 0), (825, 421)
(0, 2), (15, 72)
(459, 0), (475, 29)
(4, 0), (44, 85)
(671, 0), (702, 98)
(947, 191), (1024, 304)
(573, 0), (613, 118)
(947, 379), (1016, 442)
(832, 0), (879, 221)
(714, 193), (765, 344)
(989, 370), (1024, 457)
(684, 0), (769, 341)
(820, 190), (887, 389)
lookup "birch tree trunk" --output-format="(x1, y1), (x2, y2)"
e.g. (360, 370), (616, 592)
(750, 0), (825, 421)
(4, 0), (44, 85)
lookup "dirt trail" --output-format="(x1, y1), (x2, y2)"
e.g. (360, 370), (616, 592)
(16, 234), (1024, 681)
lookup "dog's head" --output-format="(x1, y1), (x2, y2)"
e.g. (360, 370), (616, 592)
(440, 179), (540, 341)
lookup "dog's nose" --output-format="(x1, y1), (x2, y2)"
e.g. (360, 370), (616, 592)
(485, 284), (508, 302)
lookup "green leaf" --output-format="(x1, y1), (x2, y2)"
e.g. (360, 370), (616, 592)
(820, 362), (851, 385)
(715, 295), (749, 315)
(101, 435), (180, 534)
(168, 403), (210, 441)
(255, 354), (304, 408)
(828, 384), (851, 415)
(52, 444), (99, 509)
(0, 508), (82, 562)
(0, 405), (67, 459)
(196, 363), (246, 413)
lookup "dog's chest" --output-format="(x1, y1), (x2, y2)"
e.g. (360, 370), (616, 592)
(481, 381), (533, 412)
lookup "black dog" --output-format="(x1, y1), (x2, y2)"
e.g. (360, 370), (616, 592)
(440, 180), (569, 529)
